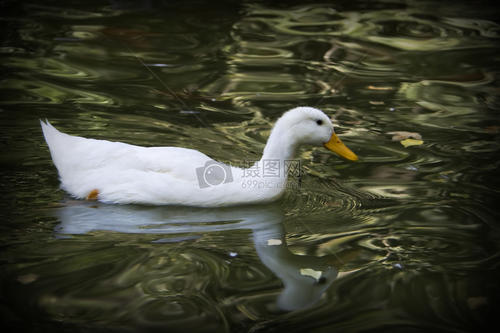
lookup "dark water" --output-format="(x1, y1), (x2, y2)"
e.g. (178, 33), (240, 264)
(1, 0), (499, 332)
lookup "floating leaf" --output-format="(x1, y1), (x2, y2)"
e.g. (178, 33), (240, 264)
(267, 239), (282, 246)
(367, 85), (393, 91)
(467, 297), (488, 310)
(400, 138), (424, 147)
(300, 268), (322, 281)
(485, 126), (500, 134)
(387, 131), (422, 141)
(17, 273), (38, 284)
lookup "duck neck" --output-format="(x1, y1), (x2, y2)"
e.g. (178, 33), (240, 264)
(260, 130), (297, 162)
(257, 127), (299, 178)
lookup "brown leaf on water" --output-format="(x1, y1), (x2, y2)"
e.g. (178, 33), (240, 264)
(367, 85), (394, 91)
(17, 273), (38, 284)
(467, 296), (488, 310)
(387, 131), (422, 141)
(485, 126), (500, 134)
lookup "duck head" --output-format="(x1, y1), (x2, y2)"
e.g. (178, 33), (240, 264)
(266, 107), (358, 161)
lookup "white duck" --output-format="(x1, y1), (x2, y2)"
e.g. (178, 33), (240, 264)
(41, 107), (358, 207)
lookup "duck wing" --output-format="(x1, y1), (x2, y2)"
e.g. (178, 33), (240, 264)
(41, 121), (218, 202)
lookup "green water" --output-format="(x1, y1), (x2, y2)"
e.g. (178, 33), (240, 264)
(1, 0), (499, 332)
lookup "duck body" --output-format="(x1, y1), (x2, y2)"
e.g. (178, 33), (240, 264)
(41, 107), (357, 207)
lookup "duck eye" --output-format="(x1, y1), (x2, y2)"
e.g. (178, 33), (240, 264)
(316, 119), (323, 126)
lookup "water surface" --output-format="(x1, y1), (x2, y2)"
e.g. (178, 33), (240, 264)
(1, 0), (499, 332)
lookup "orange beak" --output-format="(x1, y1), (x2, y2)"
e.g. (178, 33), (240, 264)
(324, 133), (358, 161)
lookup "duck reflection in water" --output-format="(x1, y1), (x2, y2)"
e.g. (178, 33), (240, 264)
(53, 202), (344, 311)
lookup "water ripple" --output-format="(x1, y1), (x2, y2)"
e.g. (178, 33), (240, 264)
(0, 78), (117, 105)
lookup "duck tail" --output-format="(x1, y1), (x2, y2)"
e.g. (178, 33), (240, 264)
(40, 119), (71, 176)
(40, 119), (61, 151)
